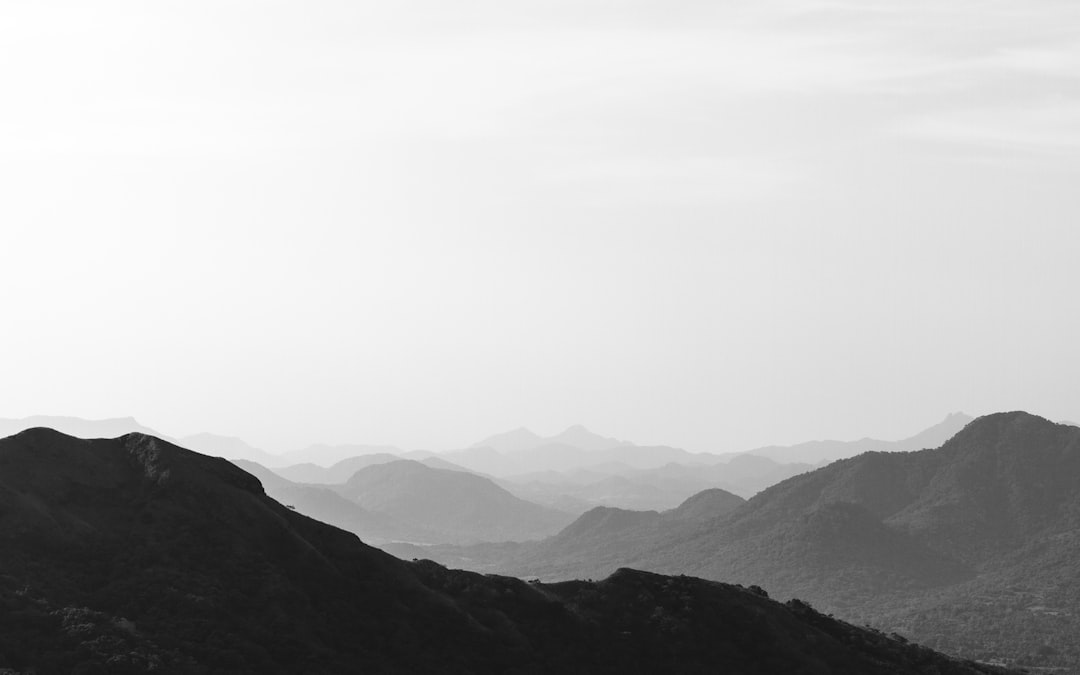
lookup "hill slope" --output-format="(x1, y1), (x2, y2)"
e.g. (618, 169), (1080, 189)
(337, 460), (575, 543)
(230, 459), (439, 545)
(0, 428), (1011, 675)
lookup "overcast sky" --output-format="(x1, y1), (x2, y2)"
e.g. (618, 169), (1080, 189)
(2, 0), (1078, 453)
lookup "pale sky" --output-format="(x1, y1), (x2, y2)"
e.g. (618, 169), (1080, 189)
(2, 0), (1078, 453)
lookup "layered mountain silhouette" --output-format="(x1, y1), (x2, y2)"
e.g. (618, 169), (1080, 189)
(279, 442), (408, 467)
(276, 454), (474, 484)
(501, 455), (814, 511)
(382, 487), (747, 580)
(745, 412), (973, 464)
(438, 412), (1078, 671)
(0, 428), (1011, 674)
(178, 432), (285, 466)
(333, 460), (574, 544)
(471, 424), (627, 454)
(0, 415), (163, 442)
(231, 460), (442, 545)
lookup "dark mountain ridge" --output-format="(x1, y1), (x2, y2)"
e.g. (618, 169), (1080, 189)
(0, 428), (1010, 674)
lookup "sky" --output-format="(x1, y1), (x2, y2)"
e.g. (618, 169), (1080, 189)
(1, 0), (1078, 453)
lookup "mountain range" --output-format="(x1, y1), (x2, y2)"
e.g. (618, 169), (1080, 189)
(745, 412), (974, 464)
(424, 412), (1078, 672)
(275, 454), (474, 484)
(0, 427), (1011, 674)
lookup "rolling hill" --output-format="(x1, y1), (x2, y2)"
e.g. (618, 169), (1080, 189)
(230, 460), (439, 545)
(383, 487), (747, 580)
(335, 460), (575, 543)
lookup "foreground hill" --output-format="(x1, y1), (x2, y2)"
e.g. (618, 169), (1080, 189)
(451, 412), (1079, 671)
(0, 428), (1012, 675)
(334, 460), (573, 544)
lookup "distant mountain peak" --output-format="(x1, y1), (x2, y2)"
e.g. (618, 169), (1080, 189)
(548, 425), (627, 452)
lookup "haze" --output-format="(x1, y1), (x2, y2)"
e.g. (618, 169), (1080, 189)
(1, 0), (1077, 453)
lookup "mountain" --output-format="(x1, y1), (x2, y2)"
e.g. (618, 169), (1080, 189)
(0, 428), (1011, 674)
(275, 454), (479, 487)
(231, 460), (438, 545)
(746, 412), (973, 464)
(446, 442), (722, 478)
(178, 432), (285, 466)
(457, 412), (1079, 672)
(0, 415), (163, 440)
(280, 442), (405, 467)
(469, 425), (626, 454)
(419, 455), (475, 473)
(335, 460), (575, 543)
(385, 487), (747, 580)
(666, 487), (748, 521)
(469, 426), (545, 453)
(274, 453), (405, 483)
(546, 424), (628, 452)
(513, 489), (747, 578)
(499, 456), (812, 513)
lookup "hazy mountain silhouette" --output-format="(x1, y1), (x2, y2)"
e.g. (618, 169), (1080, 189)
(334, 460), (575, 544)
(746, 412), (973, 464)
(0, 415), (163, 441)
(383, 487), (747, 581)
(281, 442), (406, 467)
(446, 442), (725, 477)
(178, 432), (285, 466)
(448, 412), (1078, 671)
(471, 424), (627, 454)
(452, 415), (969, 479)
(501, 456), (814, 511)
(0, 428), (1012, 674)
(231, 460), (439, 545)
(277, 453), (482, 485)
(275, 453), (405, 483)
(469, 426), (545, 453)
